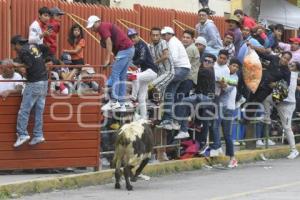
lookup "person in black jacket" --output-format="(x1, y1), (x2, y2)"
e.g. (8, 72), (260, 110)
(127, 28), (158, 119)
(11, 35), (49, 148)
(174, 54), (216, 141)
(248, 51), (292, 103)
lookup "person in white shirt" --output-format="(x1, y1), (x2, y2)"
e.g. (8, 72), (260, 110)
(210, 50), (231, 156)
(213, 50), (230, 97)
(158, 27), (191, 131)
(212, 58), (241, 168)
(262, 62), (300, 159)
(0, 59), (23, 100)
(28, 7), (52, 45)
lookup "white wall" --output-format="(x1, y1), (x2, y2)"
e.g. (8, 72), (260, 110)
(110, 0), (231, 16)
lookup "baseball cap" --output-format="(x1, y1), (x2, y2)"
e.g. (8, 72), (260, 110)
(10, 35), (28, 45)
(50, 7), (65, 16)
(289, 38), (300, 44)
(161, 26), (175, 35)
(86, 15), (100, 28)
(82, 66), (95, 74)
(195, 36), (207, 46)
(127, 28), (138, 37)
(61, 53), (72, 65)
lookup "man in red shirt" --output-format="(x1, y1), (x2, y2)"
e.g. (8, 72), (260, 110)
(234, 9), (256, 29)
(44, 7), (64, 55)
(86, 15), (134, 111)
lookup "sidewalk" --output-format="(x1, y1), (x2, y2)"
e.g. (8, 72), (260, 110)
(0, 144), (299, 199)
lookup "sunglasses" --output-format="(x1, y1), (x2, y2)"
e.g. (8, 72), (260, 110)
(204, 59), (214, 64)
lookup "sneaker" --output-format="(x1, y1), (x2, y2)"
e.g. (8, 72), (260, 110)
(125, 98), (138, 108)
(267, 139), (276, 146)
(118, 104), (126, 112)
(210, 147), (223, 157)
(156, 120), (173, 130)
(199, 145), (209, 155)
(111, 101), (121, 110)
(228, 159), (238, 168)
(161, 152), (169, 161)
(256, 140), (265, 146)
(138, 174), (150, 181)
(174, 131), (190, 140)
(149, 154), (159, 163)
(14, 135), (30, 148)
(29, 137), (45, 145)
(101, 157), (110, 167)
(287, 150), (299, 159)
(101, 101), (112, 111)
(172, 121), (181, 131)
(233, 141), (240, 146)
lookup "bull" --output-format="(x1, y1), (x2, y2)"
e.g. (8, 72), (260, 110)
(113, 119), (154, 191)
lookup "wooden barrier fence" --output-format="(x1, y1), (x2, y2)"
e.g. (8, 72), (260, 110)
(0, 0), (227, 65)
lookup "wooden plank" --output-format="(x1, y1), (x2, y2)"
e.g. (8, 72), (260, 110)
(0, 149), (97, 160)
(45, 96), (102, 105)
(0, 131), (99, 142)
(0, 123), (100, 133)
(0, 114), (99, 124)
(0, 157), (98, 170)
(0, 105), (100, 115)
(0, 95), (102, 106)
(0, 140), (98, 151)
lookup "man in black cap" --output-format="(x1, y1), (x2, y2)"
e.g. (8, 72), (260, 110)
(11, 35), (49, 148)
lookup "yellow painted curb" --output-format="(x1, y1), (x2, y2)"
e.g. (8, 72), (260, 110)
(0, 145), (299, 199)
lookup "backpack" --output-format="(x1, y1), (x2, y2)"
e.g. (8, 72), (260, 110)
(272, 79), (289, 103)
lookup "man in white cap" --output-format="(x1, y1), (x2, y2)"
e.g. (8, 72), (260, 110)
(86, 15), (134, 111)
(157, 26), (191, 132)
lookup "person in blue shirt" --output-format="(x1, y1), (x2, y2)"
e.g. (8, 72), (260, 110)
(265, 24), (284, 49)
(237, 26), (269, 63)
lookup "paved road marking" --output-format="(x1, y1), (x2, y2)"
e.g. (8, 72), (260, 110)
(209, 180), (300, 200)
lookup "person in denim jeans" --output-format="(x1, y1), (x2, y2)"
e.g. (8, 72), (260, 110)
(86, 15), (134, 111)
(211, 58), (241, 168)
(11, 35), (49, 148)
(157, 27), (191, 130)
(175, 54), (216, 140)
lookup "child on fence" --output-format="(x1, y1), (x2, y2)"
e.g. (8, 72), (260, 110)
(11, 35), (49, 147)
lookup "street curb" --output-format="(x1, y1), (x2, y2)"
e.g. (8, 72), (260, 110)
(0, 145), (299, 199)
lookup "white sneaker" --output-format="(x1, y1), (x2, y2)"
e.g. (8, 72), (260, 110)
(233, 141), (240, 146)
(287, 150), (299, 159)
(174, 131), (190, 140)
(101, 157), (110, 166)
(210, 149), (219, 157)
(111, 101), (121, 110)
(29, 137), (45, 145)
(138, 174), (150, 181)
(172, 121), (181, 131)
(101, 102), (112, 111)
(156, 120), (173, 130)
(267, 139), (276, 146)
(256, 140), (265, 146)
(14, 135), (30, 148)
(161, 152), (169, 161)
(118, 104), (126, 112)
(210, 147), (223, 157)
(218, 148), (223, 155)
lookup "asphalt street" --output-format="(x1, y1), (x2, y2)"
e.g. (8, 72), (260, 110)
(19, 158), (300, 200)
